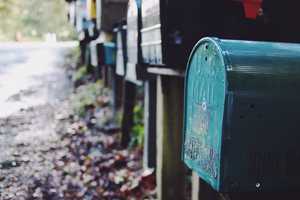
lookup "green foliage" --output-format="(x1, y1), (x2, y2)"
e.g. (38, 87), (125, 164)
(73, 66), (88, 83)
(0, 0), (76, 41)
(129, 104), (144, 148)
(71, 81), (106, 117)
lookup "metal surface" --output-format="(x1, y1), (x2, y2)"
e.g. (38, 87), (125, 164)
(140, 0), (246, 68)
(141, 0), (300, 69)
(96, 0), (127, 31)
(183, 37), (300, 192)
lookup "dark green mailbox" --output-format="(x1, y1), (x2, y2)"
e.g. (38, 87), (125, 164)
(183, 37), (300, 192)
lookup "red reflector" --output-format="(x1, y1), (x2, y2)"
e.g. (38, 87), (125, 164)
(243, 0), (262, 19)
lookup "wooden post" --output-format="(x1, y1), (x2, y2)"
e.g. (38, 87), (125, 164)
(85, 46), (94, 75)
(112, 70), (123, 114)
(156, 75), (186, 200)
(192, 172), (220, 200)
(102, 66), (109, 87)
(121, 80), (136, 147)
(143, 78), (157, 169)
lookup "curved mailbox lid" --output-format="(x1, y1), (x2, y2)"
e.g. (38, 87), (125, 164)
(183, 37), (300, 191)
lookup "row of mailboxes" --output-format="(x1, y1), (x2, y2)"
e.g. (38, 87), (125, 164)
(73, 0), (300, 71)
(140, 0), (300, 68)
(109, 0), (143, 84)
(72, 0), (127, 33)
(183, 37), (300, 192)
(93, 0), (300, 80)
(140, 0), (244, 68)
(69, 0), (300, 193)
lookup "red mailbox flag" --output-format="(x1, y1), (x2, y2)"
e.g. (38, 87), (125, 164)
(242, 0), (263, 19)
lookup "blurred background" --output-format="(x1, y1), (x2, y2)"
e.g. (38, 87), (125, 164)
(0, 0), (76, 41)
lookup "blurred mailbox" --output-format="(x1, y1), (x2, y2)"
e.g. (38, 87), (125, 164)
(96, 0), (127, 31)
(90, 40), (100, 67)
(126, 0), (142, 84)
(115, 25), (127, 76)
(141, 0), (229, 68)
(183, 37), (300, 192)
(87, 0), (97, 20)
(91, 41), (116, 66)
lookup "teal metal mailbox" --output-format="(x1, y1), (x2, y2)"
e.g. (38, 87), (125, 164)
(102, 42), (116, 66)
(90, 41), (116, 66)
(183, 37), (300, 192)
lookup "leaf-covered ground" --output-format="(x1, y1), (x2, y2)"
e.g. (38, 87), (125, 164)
(0, 49), (156, 199)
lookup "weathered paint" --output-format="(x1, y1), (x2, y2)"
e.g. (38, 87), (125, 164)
(184, 37), (300, 192)
(184, 38), (226, 190)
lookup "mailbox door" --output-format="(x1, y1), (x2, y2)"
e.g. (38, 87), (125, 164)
(183, 38), (227, 191)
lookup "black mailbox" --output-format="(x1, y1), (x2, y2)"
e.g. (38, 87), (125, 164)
(140, 0), (300, 69)
(183, 37), (300, 192)
(140, 0), (233, 68)
(96, 0), (127, 31)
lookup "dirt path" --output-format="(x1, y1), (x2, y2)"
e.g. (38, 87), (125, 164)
(0, 42), (76, 200)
